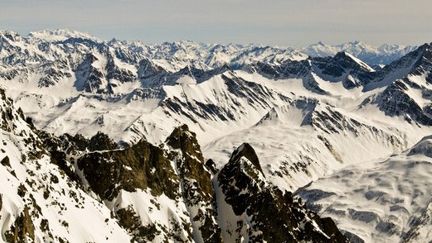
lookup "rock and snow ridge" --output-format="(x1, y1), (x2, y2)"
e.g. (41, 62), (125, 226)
(302, 41), (417, 66)
(0, 89), (131, 242)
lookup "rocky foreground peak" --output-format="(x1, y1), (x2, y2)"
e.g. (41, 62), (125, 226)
(216, 143), (347, 242)
(228, 142), (264, 175)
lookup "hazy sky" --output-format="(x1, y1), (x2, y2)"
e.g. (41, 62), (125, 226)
(1, 0), (431, 47)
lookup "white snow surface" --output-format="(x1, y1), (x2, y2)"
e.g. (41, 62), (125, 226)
(298, 136), (432, 242)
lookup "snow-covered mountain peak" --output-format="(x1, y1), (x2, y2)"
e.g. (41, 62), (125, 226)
(302, 41), (337, 57)
(28, 29), (100, 42)
(334, 51), (376, 72)
(374, 42), (432, 82)
(378, 43), (413, 53)
(229, 143), (264, 175)
(0, 30), (22, 42)
(339, 40), (373, 52)
(303, 41), (417, 65)
(303, 40), (374, 58)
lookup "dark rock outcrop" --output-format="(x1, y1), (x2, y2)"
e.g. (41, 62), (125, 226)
(165, 125), (221, 242)
(4, 206), (35, 243)
(77, 139), (178, 200)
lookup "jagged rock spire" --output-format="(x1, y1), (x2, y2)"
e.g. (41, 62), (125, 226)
(216, 143), (347, 242)
(228, 142), (264, 175)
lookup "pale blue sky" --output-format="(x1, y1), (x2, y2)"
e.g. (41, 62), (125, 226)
(1, 0), (431, 47)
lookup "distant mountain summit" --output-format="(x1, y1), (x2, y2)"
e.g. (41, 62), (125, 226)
(28, 29), (99, 42)
(302, 41), (416, 66)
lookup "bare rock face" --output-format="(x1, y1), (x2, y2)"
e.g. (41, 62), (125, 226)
(166, 124), (213, 199)
(116, 206), (160, 242)
(4, 206), (35, 243)
(77, 139), (179, 200)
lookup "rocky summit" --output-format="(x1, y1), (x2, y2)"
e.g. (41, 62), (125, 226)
(216, 143), (346, 242)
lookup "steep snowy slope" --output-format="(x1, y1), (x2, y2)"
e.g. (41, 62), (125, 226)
(362, 43), (432, 126)
(297, 135), (432, 243)
(0, 89), (131, 242)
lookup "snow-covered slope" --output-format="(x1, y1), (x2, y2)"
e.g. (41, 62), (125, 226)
(297, 135), (432, 243)
(204, 99), (413, 192)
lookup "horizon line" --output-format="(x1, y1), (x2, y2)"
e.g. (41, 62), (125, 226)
(0, 28), (426, 49)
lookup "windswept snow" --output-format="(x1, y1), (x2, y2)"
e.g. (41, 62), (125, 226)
(298, 136), (432, 242)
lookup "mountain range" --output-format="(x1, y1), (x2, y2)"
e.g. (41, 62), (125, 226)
(0, 29), (431, 242)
